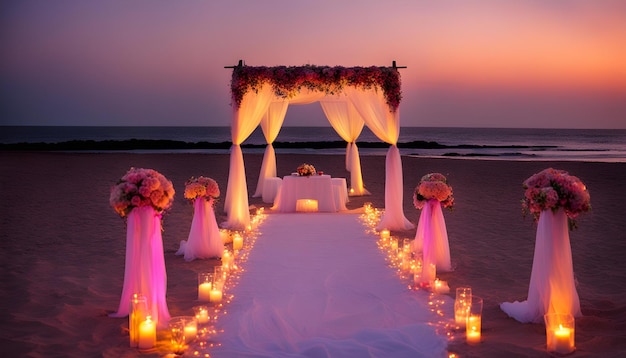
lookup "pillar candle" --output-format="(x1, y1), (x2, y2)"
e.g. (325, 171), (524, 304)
(210, 288), (223, 303)
(233, 233), (243, 251)
(552, 325), (574, 354)
(198, 282), (212, 302)
(466, 315), (481, 344)
(138, 316), (156, 349)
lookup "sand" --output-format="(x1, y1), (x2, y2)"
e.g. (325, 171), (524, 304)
(1, 151), (625, 357)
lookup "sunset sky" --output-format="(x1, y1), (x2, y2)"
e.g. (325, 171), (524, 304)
(1, 0), (625, 128)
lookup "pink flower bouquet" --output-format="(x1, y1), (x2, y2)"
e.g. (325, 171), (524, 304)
(522, 168), (591, 228)
(184, 176), (220, 201)
(297, 163), (316, 176)
(413, 173), (454, 210)
(110, 167), (175, 217)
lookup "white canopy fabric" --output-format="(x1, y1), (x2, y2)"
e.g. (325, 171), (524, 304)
(224, 64), (413, 231)
(319, 95), (370, 196)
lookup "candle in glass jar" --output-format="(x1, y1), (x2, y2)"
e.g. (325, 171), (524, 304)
(198, 281), (212, 302)
(194, 306), (209, 324)
(552, 325), (573, 354)
(183, 320), (197, 342)
(466, 315), (481, 344)
(138, 316), (156, 349)
(233, 233), (243, 250)
(379, 229), (390, 240)
(210, 288), (223, 303)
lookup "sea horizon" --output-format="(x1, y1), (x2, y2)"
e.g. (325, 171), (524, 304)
(2, 125), (625, 163)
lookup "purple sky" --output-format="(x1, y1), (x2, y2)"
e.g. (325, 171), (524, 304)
(1, 0), (625, 128)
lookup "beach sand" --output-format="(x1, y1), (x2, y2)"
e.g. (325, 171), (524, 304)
(1, 151), (625, 357)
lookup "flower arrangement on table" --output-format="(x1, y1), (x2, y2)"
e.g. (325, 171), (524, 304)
(110, 167), (175, 218)
(413, 173), (454, 210)
(184, 176), (220, 202)
(522, 168), (590, 229)
(297, 163), (316, 176)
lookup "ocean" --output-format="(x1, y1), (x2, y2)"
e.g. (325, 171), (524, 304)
(1, 126), (625, 162)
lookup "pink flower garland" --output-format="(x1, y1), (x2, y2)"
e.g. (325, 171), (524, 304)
(522, 168), (591, 229)
(110, 167), (175, 218)
(230, 65), (402, 112)
(413, 173), (454, 210)
(184, 176), (220, 201)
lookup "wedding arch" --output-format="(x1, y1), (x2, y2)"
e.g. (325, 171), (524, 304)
(223, 61), (414, 232)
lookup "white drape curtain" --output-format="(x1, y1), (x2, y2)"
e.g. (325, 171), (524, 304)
(319, 97), (370, 196)
(109, 206), (170, 328)
(253, 100), (289, 198)
(500, 208), (581, 323)
(224, 85), (274, 229)
(347, 87), (413, 231)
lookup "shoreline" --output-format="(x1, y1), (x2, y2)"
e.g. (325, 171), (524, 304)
(1, 152), (625, 357)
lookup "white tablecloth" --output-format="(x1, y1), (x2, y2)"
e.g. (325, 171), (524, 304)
(272, 175), (348, 213)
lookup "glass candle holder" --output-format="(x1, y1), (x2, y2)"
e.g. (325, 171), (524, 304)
(169, 317), (187, 354)
(193, 305), (210, 325)
(233, 233), (244, 250)
(129, 293), (148, 347)
(544, 313), (575, 355)
(466, 296), (483, 344)
(198, 272), (213, 302)
(210, 278), (224, 303)
(454, 287), (472, 328)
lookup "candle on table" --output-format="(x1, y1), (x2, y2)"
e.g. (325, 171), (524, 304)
(138, 316), (156, 349)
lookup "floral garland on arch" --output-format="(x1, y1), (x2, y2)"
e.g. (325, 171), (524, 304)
(230, 65), (402, 112)
(109, 167), (175, 218)
(413, 173), (454, 210)
(184, 176), (220, 202)
(522, 168), (591, 229)
(297, 163), (316, 176)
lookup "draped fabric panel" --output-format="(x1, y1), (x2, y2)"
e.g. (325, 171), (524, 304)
(109, 206), (170, 328)
(347, 87), (413, 230)
(500, 208), (581, 323)
(224, 85), (274, 229)
(319, 97), (370, 196)
(176, 197), (224, 261)
(253, 100), (289, 198)
(412, 199), (452, 272)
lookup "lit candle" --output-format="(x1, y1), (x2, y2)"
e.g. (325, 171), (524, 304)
(194, 306), (209, 324)
(379, 229), (390, 240)
(466, 315), (481, 344)
(129, 294), (147, 348)
(222, 251), (232, 271)
(198, 282), (212, 302)
(209, 288), (223, 303)
(233, 233), (243, 251)
(432, 279), (450, 294)
(455, 302), (470, 327)
(138, 316), (156, 349)
(183, 319), (197, 342)
(390, 238), (399, 252)
(552, 325), (574, 354)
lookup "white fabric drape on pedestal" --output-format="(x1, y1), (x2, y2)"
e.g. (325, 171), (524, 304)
(348, 87), (413, 231)
(500, 208), (581, 323)
(176, 197), (224, 261)
(253, 101), (289, 198)
(224, 85), (274, 229)
(412, 199), (452, 272)
(319, 97), (370, 196)
(109, 206), (170, 328)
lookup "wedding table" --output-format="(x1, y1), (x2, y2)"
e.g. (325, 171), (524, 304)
(272, 174), (348, 213)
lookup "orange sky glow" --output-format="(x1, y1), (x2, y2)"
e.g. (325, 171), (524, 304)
(1, 0), (624, 128)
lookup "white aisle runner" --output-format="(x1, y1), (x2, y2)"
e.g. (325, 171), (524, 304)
(210, 213), (448, 358)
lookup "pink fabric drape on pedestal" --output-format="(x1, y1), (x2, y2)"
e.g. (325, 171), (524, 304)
(412, 199), (452, 273)
(110, 206), (170, 328)
(500, 208), (581, 323)
(176, 197), (223, 261)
